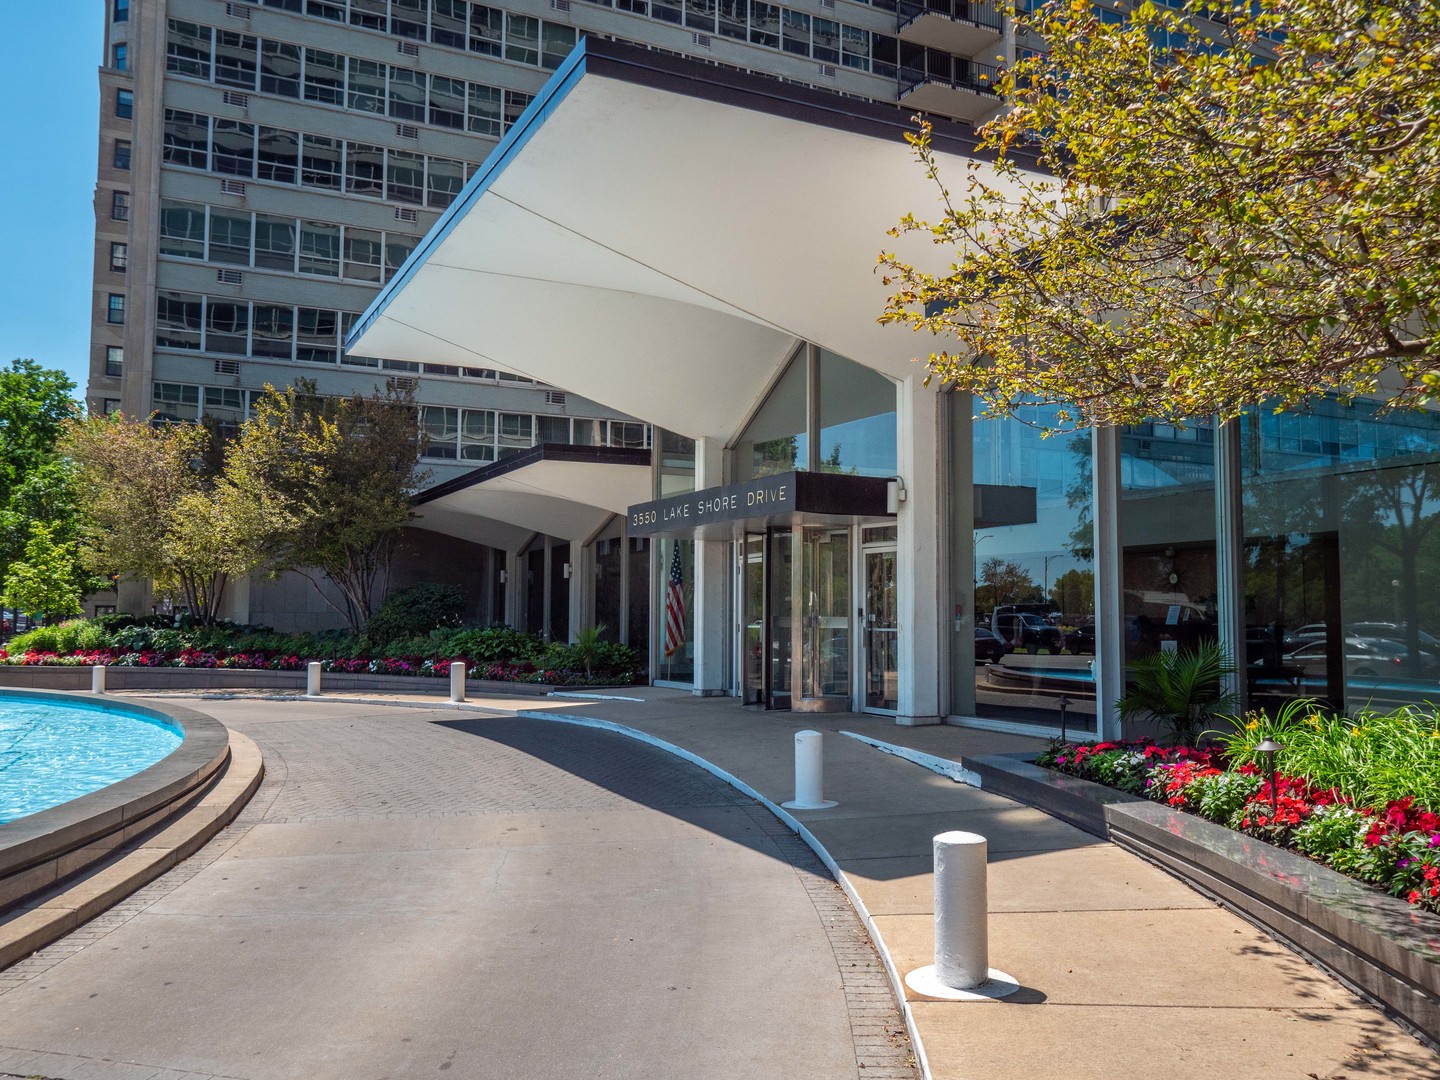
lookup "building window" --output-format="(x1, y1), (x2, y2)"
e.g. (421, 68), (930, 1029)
(107, 294), (126, 324)
(102, 399), (122, 416)
(113, 139), (132, 170)
(105, 347), (124, 378)
(113, 43), (128, 71)
(110, 242), (128, 272)
(114, 0), (129, 22)
(116, 89), (134, 119)
(111, 191), (130, 221)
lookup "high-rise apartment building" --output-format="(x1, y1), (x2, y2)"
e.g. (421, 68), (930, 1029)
(86, 0), (1010, 629)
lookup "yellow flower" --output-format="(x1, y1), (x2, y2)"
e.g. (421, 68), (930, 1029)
(1430, 730), (1440, 738)
(1307, 714), (1322, 728)
(1350, 727), (1365, 738)
(1246, 719), (1260, 731)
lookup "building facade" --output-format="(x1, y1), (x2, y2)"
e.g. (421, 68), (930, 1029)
(352, 39), (1440, 736)
(87, 0), (1012, 631)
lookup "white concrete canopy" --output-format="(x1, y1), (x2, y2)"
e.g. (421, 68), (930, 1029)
(350, 39), (1043, 443)
(412, 445), (651, 547)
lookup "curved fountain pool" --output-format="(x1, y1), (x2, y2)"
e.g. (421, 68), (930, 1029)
(0, 696), (183, 823)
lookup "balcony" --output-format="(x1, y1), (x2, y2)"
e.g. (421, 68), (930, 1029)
(899, 59), (1003, 125)
(897, 0), (1005, 57)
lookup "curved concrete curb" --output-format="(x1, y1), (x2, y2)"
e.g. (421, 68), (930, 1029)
(514, 709), (934, 1080)
(0, 727), (263, 971)
(0, 689), (230, 908)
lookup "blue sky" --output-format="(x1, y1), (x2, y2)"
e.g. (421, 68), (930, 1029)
(0, 8), (104, 396)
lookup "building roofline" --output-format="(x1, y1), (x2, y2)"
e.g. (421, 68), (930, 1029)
(413, 442), (652, 505)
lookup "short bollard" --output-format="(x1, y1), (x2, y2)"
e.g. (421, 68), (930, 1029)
(91, 665), (106, 695)
(903, 831), (1019, 1000)
(449, 661), (467, 703)
(781, 729), (837, 810)
(306, 661), (322, 697)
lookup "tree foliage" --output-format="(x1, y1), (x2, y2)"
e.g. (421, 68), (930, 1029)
(879, 0), (1440, 428)
(245, 383), (428, 632)
(63, 416), (302, 624)
(0, 359), (94, 609)
(0, 523), (83, 622)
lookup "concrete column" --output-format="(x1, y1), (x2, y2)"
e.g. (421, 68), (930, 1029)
(1092, 426), (1125, 741)
(568, 538), (588, 641)
(504, 551), (523, 628)
(116, 578), (150, 618)
(691, 436), (729, 695)
(896, 374), (942, 724)
(219, 572), (251, 625)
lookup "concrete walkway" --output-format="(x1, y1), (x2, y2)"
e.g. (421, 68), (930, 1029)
(0, 698), (913, 1080)
(202, 684), (1440, 1080)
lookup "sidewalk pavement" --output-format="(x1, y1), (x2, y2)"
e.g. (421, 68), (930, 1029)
(154, 685), (1440, 1080)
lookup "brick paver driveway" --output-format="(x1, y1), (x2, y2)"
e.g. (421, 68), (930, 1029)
(0, 698), (914, 1080)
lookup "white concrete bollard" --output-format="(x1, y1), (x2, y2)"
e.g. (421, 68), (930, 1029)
(781, 729), (838, 810)
(903, 831), (1019, 1000)
(450, 661), (467, 703)
(91, 665), (106, 694)
(306, 661), (322, 697)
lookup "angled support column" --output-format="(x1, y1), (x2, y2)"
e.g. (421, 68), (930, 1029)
(896, 374), (943, 724)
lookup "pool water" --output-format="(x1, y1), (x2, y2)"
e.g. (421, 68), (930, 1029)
(0, 697), (183, 823)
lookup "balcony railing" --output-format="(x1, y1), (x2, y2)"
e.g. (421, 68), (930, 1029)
(897, 0), (1005, 34)
(899, 58), (1002, 99)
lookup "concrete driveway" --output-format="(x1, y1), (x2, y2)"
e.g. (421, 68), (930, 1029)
(0, 698), (913, 1080)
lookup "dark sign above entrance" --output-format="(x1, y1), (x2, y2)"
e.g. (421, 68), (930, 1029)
(627, 471), (893, 537)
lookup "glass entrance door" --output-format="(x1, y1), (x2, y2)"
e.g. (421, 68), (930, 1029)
(796, 527), (851, 711)
(864, 546), (899, 712)
(741, 533), (765, 705)
(767, 528), (794, 709)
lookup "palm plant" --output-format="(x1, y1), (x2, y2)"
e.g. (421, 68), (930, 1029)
(1116, 640), (1238, 745)
(572, 623), (608, 678)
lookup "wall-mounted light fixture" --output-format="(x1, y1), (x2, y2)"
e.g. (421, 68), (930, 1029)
(886, 477), (908, 514)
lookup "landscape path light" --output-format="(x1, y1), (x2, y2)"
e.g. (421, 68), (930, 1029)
(1256, 738), (1283, 818)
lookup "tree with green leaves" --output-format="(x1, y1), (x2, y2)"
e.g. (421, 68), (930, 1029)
(63, 415), (301, 624)
(1, 523), (83, 623)
(244, 382), (428, 633)
(879, 0), (1440, 429)
(0, 359), (93, 612)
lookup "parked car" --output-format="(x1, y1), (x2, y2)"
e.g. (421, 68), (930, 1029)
(1064, 623), (1095, 654)
(975, 626), (1007, 664)
(993, 611), (1065, 654)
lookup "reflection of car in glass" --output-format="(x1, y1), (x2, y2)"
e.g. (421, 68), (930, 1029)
(1348, 623), (1440, 649)
(1064, 623), (1095, 654)
(1284, 636), (1437, 680)
(975, 627), (1007, 664)
(992, 610), (1064, 654)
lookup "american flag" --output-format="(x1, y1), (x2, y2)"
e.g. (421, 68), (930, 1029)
(664, 542), (686, 657)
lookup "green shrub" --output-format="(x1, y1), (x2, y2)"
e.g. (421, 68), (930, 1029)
(441, 626), (544, 664)
(1292, 805), (1371, 874)
(366, 583), (466, 645)
(382, 634), (435, 659)
(75, 622), (113, 651)
(1189, 771), (1262, 825)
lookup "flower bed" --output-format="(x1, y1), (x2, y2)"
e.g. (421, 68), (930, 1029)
(1038, 701), (1440, 917)
(0, 646), (638, 687)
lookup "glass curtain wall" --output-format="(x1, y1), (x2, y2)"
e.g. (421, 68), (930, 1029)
(817, 350), (898, 477)
(1240, 398), (1440, 712)
(735, 353), (808, 478)
(962, 398), (1097, 732)
(1119, 423), (1218, 724)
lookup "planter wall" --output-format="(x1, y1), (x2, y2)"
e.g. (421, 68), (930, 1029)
(967, 752), (1440, 1048)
